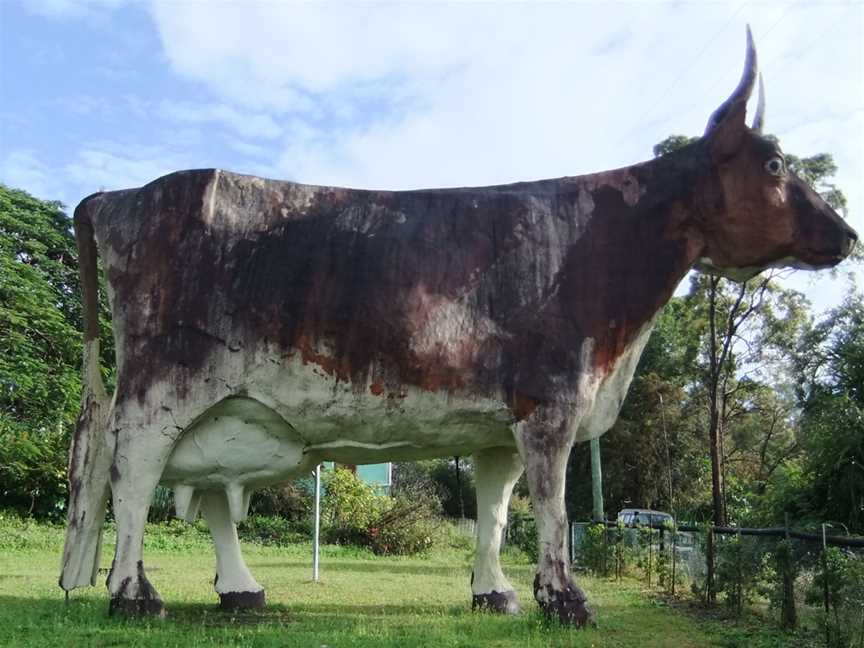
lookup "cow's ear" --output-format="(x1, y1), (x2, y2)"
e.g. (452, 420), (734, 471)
(704, 26), (757, 159)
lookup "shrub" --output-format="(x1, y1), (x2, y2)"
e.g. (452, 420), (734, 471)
(507, 495), (537, 555)
(764, 539), (799, 629)
(250, 481), (313, 521)
(577, 523), (614, 576)
(322, 468), (443, 555)
(714, 534), (765, 615)
(239, 514), (310, 546)
(0, 421), (69, 519)
(805, 548), (864, 648)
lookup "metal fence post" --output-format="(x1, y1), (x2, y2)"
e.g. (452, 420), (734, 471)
(312, 463), (321, 582)
(671, 524), (677, 596)
(648, 526), (653, 589)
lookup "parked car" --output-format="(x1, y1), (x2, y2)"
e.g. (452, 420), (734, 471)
(617, 508), (674, 528)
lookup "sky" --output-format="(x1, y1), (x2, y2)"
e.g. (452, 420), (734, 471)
(1, 0), (862, 315)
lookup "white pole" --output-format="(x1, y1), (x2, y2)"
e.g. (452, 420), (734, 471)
(313, 463), (321, 582)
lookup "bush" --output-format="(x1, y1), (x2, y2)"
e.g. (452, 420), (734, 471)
(577, 523), (614, 576)
(250, 481), (313, 521)
(714, 534), (765, 615)
(239, 514), (310, 546)
(322, 468), (443, 555)
(0, 421), (69, 519)
(805, 548), (864, 648)
(506, 495), (537, 555)
(764, 539), (799, 629)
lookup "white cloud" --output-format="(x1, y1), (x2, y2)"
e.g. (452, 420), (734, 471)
(159, 100), (283, 140)
(147, 1), (863, 309)
(0, 150), (57, 203)
(64, 144), (192, 195)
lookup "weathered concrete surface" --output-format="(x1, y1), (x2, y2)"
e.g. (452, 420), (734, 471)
(61, 28), (857, 625)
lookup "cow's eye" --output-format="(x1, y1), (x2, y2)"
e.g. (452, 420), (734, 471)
(764, 157), (785, 176)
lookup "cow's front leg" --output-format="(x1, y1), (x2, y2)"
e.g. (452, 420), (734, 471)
(107, 420), (175, 616)
(201, 490), (265, 610)
(472, 447), (524, 614)
(515, 414), (593, 626)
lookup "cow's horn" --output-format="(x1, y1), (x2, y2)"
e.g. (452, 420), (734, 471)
(705, 25), (758, 135)
(752, 73), (765, 133)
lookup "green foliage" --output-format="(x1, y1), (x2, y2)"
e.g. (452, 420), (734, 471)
(0, 184), (114, 518)
(393, 458), (477, 519)
(0, 186), (81, 517)
(806, 548), (864, 648)
(713, 535), (764, 615)
(323, 467), (442, 555)
(249, 481), (313, 521)
(652, 134), (699, 158)
(238, 514), (311, 546)
(568, 296), (708, 521)
(795, 293), (864, 532)
(506, 494), (537, 555)
(635, 525), (658, 585)
(148, 485), (175, 522)
(763, 539), (799, 629)
(576, 523), (614, 576)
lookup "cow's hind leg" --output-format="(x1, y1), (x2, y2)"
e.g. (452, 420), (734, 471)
(106, 417), (176, 616)
(472, 447), (524, 614)
(201, 490), (265, 610)
(516, 414), (593, 626)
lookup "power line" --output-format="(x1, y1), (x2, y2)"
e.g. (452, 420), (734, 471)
(614, 1), (750, 148)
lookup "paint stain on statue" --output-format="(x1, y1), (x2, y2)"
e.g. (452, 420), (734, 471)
(533, 569), (592, 627)
(90, 137), (840, 418)
(109, 561), (164, 617)
(219, 590), (266, 611)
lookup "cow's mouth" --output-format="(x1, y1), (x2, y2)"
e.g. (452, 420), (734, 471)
(694, 246), (851, 282)
(791, 242), (856, 270)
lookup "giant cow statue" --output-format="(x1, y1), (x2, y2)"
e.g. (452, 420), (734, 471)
(60, 29), (856, 624)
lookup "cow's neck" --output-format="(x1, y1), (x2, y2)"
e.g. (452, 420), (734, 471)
(549, 146), (708, 374)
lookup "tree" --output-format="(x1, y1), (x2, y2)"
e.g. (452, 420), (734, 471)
(567, 297), (707, 521)
(0, 184), (114, 517)
(794, 291), (864, 532)
(0, 186), (81, 516)
(652, 134), (846, 527)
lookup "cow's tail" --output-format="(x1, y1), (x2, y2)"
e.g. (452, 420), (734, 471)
(59, 195), (113, 591)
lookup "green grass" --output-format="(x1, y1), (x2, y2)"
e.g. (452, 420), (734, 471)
(0, 516), (801, 647)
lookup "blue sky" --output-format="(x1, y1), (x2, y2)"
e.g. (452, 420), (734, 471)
(1, 0), (862, 314)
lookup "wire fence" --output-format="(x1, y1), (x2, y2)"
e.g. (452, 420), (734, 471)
(569, 519), (864, 646)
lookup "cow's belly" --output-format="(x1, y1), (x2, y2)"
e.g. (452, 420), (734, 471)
(160, 397), (315, 490)
(222, 352), (518, 461)
(161, 388), (517, 493)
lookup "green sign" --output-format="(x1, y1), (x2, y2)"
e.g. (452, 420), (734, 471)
(321, 462), (392, 493)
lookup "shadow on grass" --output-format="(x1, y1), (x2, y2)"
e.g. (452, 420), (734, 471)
(0, 594), (468, 632)
(251, 560), (471, 577)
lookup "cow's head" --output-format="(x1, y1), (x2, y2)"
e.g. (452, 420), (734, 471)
(692, 27), (857, 281)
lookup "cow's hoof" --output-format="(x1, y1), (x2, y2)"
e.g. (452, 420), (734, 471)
(539, 598), (594, 627)
(109, 596), (166, 618)
(472, 590), (521, 615)
(219, 590), (266, 610)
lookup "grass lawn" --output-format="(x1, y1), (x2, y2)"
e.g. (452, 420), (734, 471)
(0, 518), (799, 647)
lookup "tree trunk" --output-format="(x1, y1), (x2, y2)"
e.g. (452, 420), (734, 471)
(454, 456), (464, 518)
(707, 277), (728, 527)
